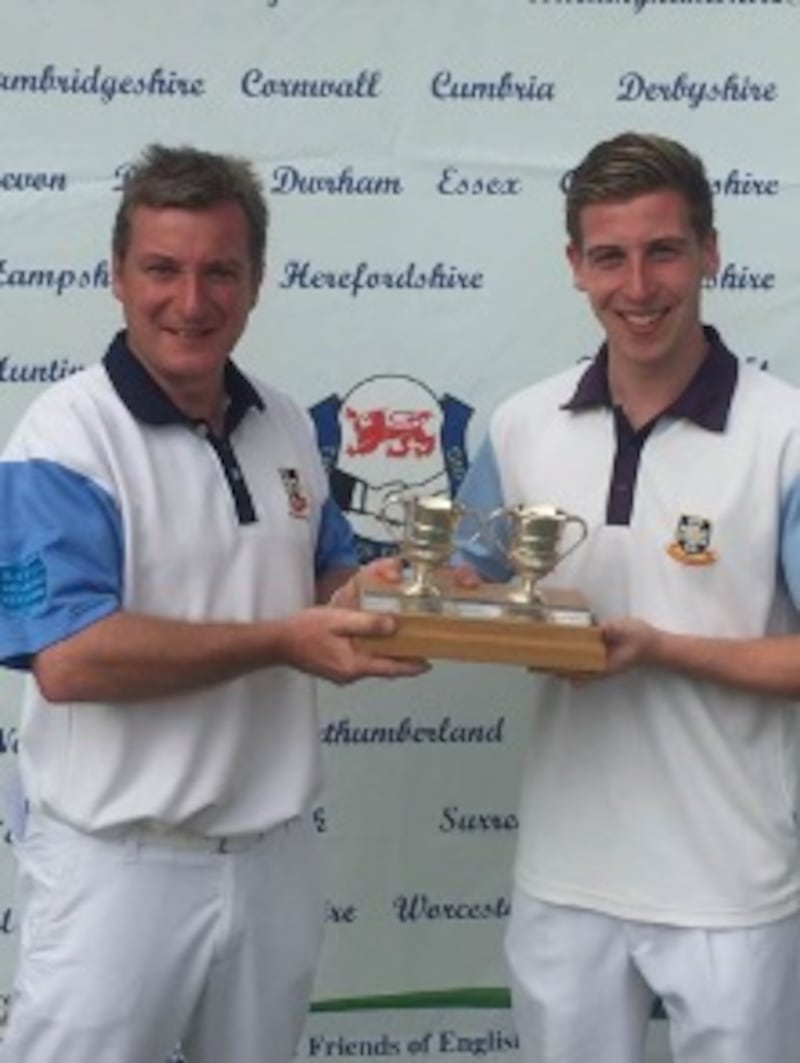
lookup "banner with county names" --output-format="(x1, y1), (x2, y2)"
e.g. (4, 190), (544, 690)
(1, 2), (798, 1061)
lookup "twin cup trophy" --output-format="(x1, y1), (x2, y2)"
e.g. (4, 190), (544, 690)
(356, 494), (606, 672)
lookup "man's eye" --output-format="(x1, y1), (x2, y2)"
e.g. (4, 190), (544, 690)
(591, 253), (623, 269)
(651, 246), (680, 261)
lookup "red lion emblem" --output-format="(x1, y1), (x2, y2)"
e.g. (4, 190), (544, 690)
(344, 406), (436, 458)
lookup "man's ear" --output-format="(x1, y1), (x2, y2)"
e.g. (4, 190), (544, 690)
(702, 228), (720, 280)
(251, 264), (266, 308)
(111, 255), (123, 302)
(566, 242), (585, 291)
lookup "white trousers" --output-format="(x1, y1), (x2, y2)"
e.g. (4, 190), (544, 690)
(506, 888), (800, 1063)
(0, 809), (324, 1063)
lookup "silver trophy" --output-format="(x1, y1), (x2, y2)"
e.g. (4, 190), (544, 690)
(487, 503), (588, 613)
(380, 493), (477, 603)
(356, 497), (603, 671)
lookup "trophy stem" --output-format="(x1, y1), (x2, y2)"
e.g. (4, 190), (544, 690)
(403, 561), (443, 608)
(507, 572), (548, 617)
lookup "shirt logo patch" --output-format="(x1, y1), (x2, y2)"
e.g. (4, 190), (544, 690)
(666, 515), (717, 566)
(279, 468), (310, 519)
(0, 554), (47, 615)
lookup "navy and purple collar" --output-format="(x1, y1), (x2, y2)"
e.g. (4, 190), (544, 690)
(103, 330), (264, 435)
(562, 325), (739, 433)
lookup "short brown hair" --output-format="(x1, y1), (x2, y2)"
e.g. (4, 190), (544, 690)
(565, 132), (714, 247)
(112, 144), (269, 275)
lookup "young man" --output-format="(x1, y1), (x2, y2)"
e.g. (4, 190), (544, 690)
(0, 144), (426, 1063)
(455, 132), (800, 1063)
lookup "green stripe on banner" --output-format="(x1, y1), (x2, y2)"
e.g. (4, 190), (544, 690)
(311, 989), (511, 1013)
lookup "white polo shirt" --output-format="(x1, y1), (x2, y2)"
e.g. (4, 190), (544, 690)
(0, 331), (356, 836)
(457, 328), (800, 928)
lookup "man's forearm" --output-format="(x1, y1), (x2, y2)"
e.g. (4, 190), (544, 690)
(650, 629), (800, 698)
(33, 611), (295, 704)
(32, 590), (427, 703)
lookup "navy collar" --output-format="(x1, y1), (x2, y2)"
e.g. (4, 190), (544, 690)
(562, 325), (739, 433)
(103, 330), (264, 434)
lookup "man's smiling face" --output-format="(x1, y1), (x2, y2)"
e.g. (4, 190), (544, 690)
(112, 201), (262, 414)
(567, 188), (718, 376)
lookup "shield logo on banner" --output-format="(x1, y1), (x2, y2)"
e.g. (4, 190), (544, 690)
(310, 375), (473, 563)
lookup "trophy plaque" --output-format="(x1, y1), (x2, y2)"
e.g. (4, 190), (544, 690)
(355, 498), (606, 673)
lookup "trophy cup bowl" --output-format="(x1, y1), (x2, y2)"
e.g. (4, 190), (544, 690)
(380, 493), (473, 605)
(488, 504), (589, 614)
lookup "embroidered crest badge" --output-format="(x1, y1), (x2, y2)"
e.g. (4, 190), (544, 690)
(279, 468), (310, 519)
(666, 514), (717, 566)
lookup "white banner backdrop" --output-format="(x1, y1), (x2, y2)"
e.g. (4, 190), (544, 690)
(2, 1), (800, 1060)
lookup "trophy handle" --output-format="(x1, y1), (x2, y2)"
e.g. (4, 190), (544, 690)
(555, 513), (589, 564)
(455, 504), (487, 548)
(377, 492), (407, 544)
(484, 507), (512, 557)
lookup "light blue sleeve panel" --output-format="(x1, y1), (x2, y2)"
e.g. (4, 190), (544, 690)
(780, 476), (800, 612)
(0, 459), (123, 670)
(452, 435), (514, 582)
(314, 496), (358, 578)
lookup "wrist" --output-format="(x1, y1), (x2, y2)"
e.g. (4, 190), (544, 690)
(649, 627), (674, 668)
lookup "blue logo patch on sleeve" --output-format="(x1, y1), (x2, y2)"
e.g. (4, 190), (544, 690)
(0, 555), (47, 615)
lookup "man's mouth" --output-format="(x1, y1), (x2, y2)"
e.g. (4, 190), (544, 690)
(618, 309), (668, 332)
(166, 326), (213, 339)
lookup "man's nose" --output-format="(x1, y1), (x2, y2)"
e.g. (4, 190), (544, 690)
(176, 273), (205, 316)
(622, 258), (653, 301)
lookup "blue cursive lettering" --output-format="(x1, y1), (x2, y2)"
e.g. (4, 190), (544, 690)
(0, 258), (109, 296)
(432, 69), (555, 102)
(0, 355), (84, 383)
(438, 806), (518, 833)
(0, 169), (67, 192)
(437, 166), (522, 196)
(320, 715), (505, 745)
(711, 168), (779, 196)
(271, 164), (402, 196)
(617, 70), (778, 109)
(279, 260), (484, 297)
(703, 262), (776, 291)
(393, 893), (511, 923)
(242, 68), (381, 99)
(0, 64), (205, 105)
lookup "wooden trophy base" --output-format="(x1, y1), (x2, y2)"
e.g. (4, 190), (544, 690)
(355, 568), (606, 672)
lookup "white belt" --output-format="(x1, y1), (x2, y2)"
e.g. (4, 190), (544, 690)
(132, 823), (268, 855)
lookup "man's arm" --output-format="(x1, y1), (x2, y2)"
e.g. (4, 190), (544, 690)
(33, 601), (427, 704)
(603, 618), (800, 698)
